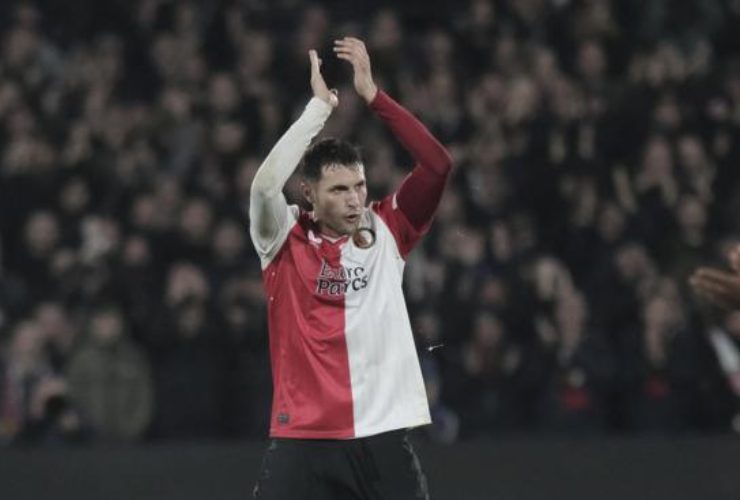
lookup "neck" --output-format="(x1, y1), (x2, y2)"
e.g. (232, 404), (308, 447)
(317, 222), (343, 239)
(311, 213), (347, 240)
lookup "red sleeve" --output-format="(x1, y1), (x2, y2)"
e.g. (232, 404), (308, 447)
(369, 90), (453, 232)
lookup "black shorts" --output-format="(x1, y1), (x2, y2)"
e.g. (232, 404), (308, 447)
(252, 429), (430, 500)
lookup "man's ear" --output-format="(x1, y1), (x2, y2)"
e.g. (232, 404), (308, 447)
(301, 181), (314, 206)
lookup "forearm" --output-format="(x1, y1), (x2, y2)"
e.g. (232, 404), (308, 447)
(250, 97), (332, 247)
(370, 90), (453, 230)
(369, 90), (452, 176)
(251, 97), (333, 198)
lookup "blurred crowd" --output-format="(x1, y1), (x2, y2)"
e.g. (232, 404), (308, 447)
(2, 0), (740, 446)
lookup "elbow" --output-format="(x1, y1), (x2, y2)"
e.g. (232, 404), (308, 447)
(250, 171), (276, 199)
(430, 148), (453, 176)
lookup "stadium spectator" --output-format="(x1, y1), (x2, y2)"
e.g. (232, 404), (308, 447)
(2, 0), (740, 443)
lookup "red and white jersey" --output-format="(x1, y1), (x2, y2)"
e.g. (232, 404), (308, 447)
(249, 92), (452, 439)
(258, 199), (430, 439)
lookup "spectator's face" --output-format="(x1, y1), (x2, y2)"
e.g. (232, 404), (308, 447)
(556, 293), (587, 338)
(122, 235), (152, 267)
(369, 9), (402, 50)
(3, 27), (38, 68)
(155, 178), (183, 218)
(654, 96), (681, 130)
(597, 203), (626, 243)
(180, 198), (213, 241)
(297, 5), (329, 53)
(10, 321), (44, 362)
(413, 311), (441, 344)
(211, 121), (246, 154)
(90, 309), (123, 344)
(130, 195), (158, 230)
(213, 220), (245, 261)
(239, 33), (273, 76)
(643, 296), (681, 333)
(457, 228), (485, 266)
(166, 263), (210, 306)
(224, 302), (249, 330)
(470, 0), (495, 27)
(473, 313), (503, 348)
(615, 244), (653, 282)
(7, 107), (35, 138)
(80, 216), (121, 259)
(676, 196), (706, 233)
(504, 77), (538, 124)
(677, 135), (705, 170)
(429, 71), (456, 102)
(59, 177), (90, 215)
(642, 138), (673, 178)
(305, 164), (367, 237)
(534, 257), (572, 301)
(490, 222), (513, 262)
(478, 276), (507, 308)
(208, 74), (240, 115)
(35, 302), (74, 346)
(24, 211), (59, 257)
(533, 48), (558, 84)
(161, 87), (192, 119)
(578, 41), (606, 80)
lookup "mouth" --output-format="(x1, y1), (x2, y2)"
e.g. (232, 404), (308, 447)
(345, 213), (361, 224)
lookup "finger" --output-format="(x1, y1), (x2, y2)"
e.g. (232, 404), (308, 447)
(693, 268), (739, 287)
(690, 269), (728, 290)
(692, 278), (729, 297)
(333, 43), (359, 55)
(333, 46), (356, 55)
(690, 278), (735, 306)
(343, 36), (365, 47)
(309, 50), (321, 74)
(335, 38), (364, 52)
(335, 53), (356, 63)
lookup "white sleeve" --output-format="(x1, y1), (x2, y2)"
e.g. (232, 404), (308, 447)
(249, 97), (333, 266)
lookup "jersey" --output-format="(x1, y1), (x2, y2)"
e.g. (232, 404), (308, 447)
(249, 91), (453, 439)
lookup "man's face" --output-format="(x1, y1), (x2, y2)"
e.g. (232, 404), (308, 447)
(305, 164), (367, 238)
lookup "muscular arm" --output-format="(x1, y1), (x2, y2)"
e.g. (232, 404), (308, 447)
(369, 90), (453, 230)
(249, 98), (333, 257)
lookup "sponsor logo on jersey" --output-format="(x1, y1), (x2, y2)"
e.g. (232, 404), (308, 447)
(316, 260), (369, 296)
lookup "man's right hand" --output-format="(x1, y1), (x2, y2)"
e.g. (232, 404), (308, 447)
(309, 50), (338, 108)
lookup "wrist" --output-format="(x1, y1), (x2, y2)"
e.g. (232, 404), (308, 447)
(362, 84), (378, 104)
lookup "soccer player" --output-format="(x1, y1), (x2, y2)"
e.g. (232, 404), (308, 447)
(248, 37), (453, 499)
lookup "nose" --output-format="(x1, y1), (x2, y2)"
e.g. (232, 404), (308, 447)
(346, 190), (360, 209)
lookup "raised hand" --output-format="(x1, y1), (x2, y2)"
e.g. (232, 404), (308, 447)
(690, 267), (740, 310)
(333, 37), (378, 104)
(309, 49), (338, 108)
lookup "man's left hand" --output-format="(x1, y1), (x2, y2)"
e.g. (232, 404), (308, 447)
(334, 37), (378, 104)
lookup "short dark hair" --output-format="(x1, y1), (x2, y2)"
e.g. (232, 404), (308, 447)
(300, 137), (362, 182)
